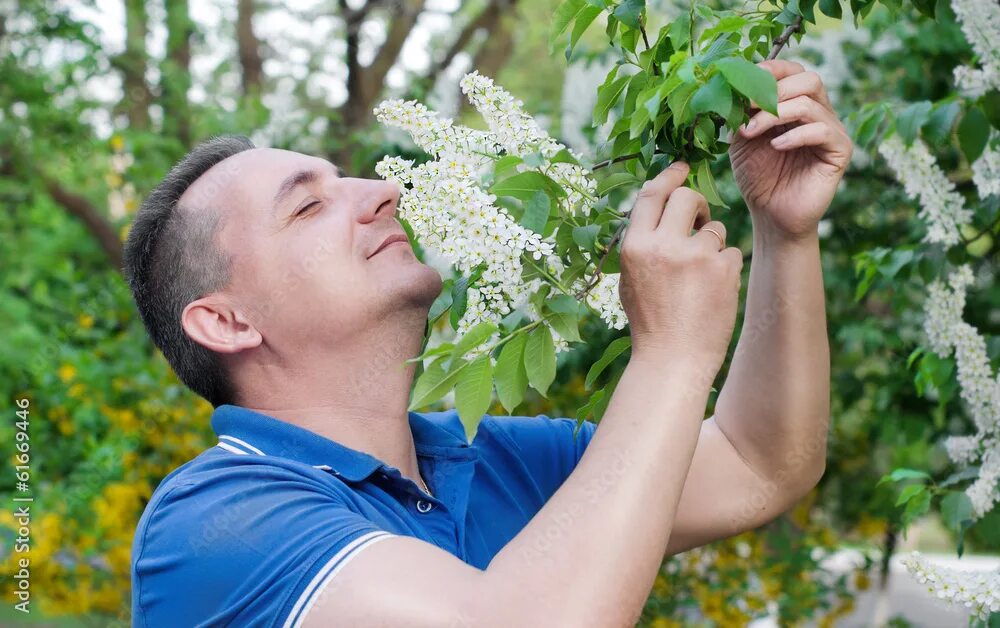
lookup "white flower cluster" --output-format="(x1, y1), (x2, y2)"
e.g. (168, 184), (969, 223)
(902, 552), (1000, 620)
(584, 273), (628, 330)
(374, 71), (626, 343)
(878, 135), (973, 247)
(972, 133), (1000, 200)
(924, 266), (1000, 518)
(950, 0), (1000, 97)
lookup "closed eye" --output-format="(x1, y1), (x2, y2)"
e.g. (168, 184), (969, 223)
(294, 200), (322, 217)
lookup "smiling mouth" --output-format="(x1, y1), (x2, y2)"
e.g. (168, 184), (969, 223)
(368, 236), (411, 259)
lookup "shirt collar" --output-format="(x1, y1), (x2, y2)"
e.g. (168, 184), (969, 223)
(210, 404), (472, 482)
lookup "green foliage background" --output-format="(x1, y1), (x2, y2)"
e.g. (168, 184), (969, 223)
(0, 0), (996, 625)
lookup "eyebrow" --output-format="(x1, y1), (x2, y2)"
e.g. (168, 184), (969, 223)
(272, 164), (342, 209)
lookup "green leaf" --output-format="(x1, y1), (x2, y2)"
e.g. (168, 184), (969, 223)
(491, 171), (566, 200)
(902, 489), (932, 526)
(715, 56), (777, 115)
(493, 155), (523, 180)
(593, 73), (631, 127)
(455, 354), (494, 428)
(524, 325), (556, 396)
(522, 191), (551, 234)
(576, 387), (607, 423)
(550, 0), (587, 53)
(819, 0), (842, 18)
(695, 160), (725, 207)
(450, 275), (470, 329)
(958, 107), (990, 162)
(494, 333), (528, 412)
(427, 284), (453, 323)
(451, 321), (498, 362)
(585, 336), (632, 388)
(940, 466), (981, 488)
(596, 172), (639, 196)
(923, 101), (961, 146)
(668, 10), (691, 50)
(940, 491), (974, 531)
(547, 307), (581, 343)
(691, 73), (733, 118)
(409, 357), (462, 410)
(895, 100), (932, 145)
(572, 224), (602, 250)
(896, 483), (925, 507)
(981, 90), (1000, 130)
(612, 0), (644, 29)
(666, 81), (699, 126)
(568, 5), (602, 57)
(877, 468), (932, 487)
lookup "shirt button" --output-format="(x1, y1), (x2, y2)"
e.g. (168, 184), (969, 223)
(415, 499), (433, 513)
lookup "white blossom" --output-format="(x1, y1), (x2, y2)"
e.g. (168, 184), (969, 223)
(950, 0), (1000, 97)
(878, 135), (973, 247)
(972, 133), (1000, 199)
(374, 72), (626, 346)
(902, 552), (1000, 620)
(923, 266), (1000, 517)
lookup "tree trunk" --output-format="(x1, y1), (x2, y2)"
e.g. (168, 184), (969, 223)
(162, 0), (193, 150)
(330, 0), (427, 171)
(119, 0), (152, 130)
(237, 0), (264, 97)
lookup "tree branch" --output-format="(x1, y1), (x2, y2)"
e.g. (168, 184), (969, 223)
(44, 180), (124, 271)
(421, 0), (504, 90)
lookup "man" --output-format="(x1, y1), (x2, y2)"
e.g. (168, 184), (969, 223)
(127, 60), (850, 626)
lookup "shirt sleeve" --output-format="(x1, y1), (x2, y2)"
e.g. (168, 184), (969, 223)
(475, 414), (598, 504)
(131, 461), (393, 628)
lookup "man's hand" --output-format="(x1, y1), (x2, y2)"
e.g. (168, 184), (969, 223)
(619, 162), (744, 372)
(729, 60), (853, 239)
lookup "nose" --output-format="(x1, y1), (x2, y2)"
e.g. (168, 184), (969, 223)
(355, 178), (401, 224)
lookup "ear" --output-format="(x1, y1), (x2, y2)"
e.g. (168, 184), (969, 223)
(181, 295), (262, 354)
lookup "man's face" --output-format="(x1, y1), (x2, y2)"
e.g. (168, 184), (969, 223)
(180, 147), (443, 353)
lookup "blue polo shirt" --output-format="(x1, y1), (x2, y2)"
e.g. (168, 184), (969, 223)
(131, 404), (598, 627)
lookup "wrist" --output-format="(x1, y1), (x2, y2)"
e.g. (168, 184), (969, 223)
(750, 211), (822, 251)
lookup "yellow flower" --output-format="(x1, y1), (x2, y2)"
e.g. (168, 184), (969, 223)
(78, 314), (95, 329)
(110, 135), (124, 152)
(68, 383), (86, 398)
(57, 363), (77, 382)
(58, 418), (74, 435)
(854, 569), (871, 591)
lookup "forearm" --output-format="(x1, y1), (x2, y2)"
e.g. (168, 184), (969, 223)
(714, 216), (830, 488)
(483, 355), (711, 626)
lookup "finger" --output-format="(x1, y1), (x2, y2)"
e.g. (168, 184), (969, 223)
(770, 121), (852, 158)
(720, 246), (745, 275)
(775, 71), (832, 110)
(658, 186), (710, 237)
(627, 162), (690, 233)
(758, 59), (806, 81)
(741, 60), (809, 112)
(740, 95), (837, 139)
(691, 220), (727, 251)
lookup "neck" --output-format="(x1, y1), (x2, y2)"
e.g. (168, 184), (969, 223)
(235, 311), (428, 484)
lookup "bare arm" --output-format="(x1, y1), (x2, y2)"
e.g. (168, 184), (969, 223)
(302, 164), (745, 627)
(658, 61), (852, 553)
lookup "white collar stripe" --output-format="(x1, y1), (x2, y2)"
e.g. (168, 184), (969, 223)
(284, 531), (393, 628)
(216, 441), (250, 456)
(219, 434), (266, 456)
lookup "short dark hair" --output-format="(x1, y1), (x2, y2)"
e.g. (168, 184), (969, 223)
(123, 135), (255, 407)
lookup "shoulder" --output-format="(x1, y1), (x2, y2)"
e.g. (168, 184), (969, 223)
(474, 413), (597, 456)
(131, 447), (385, 627)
